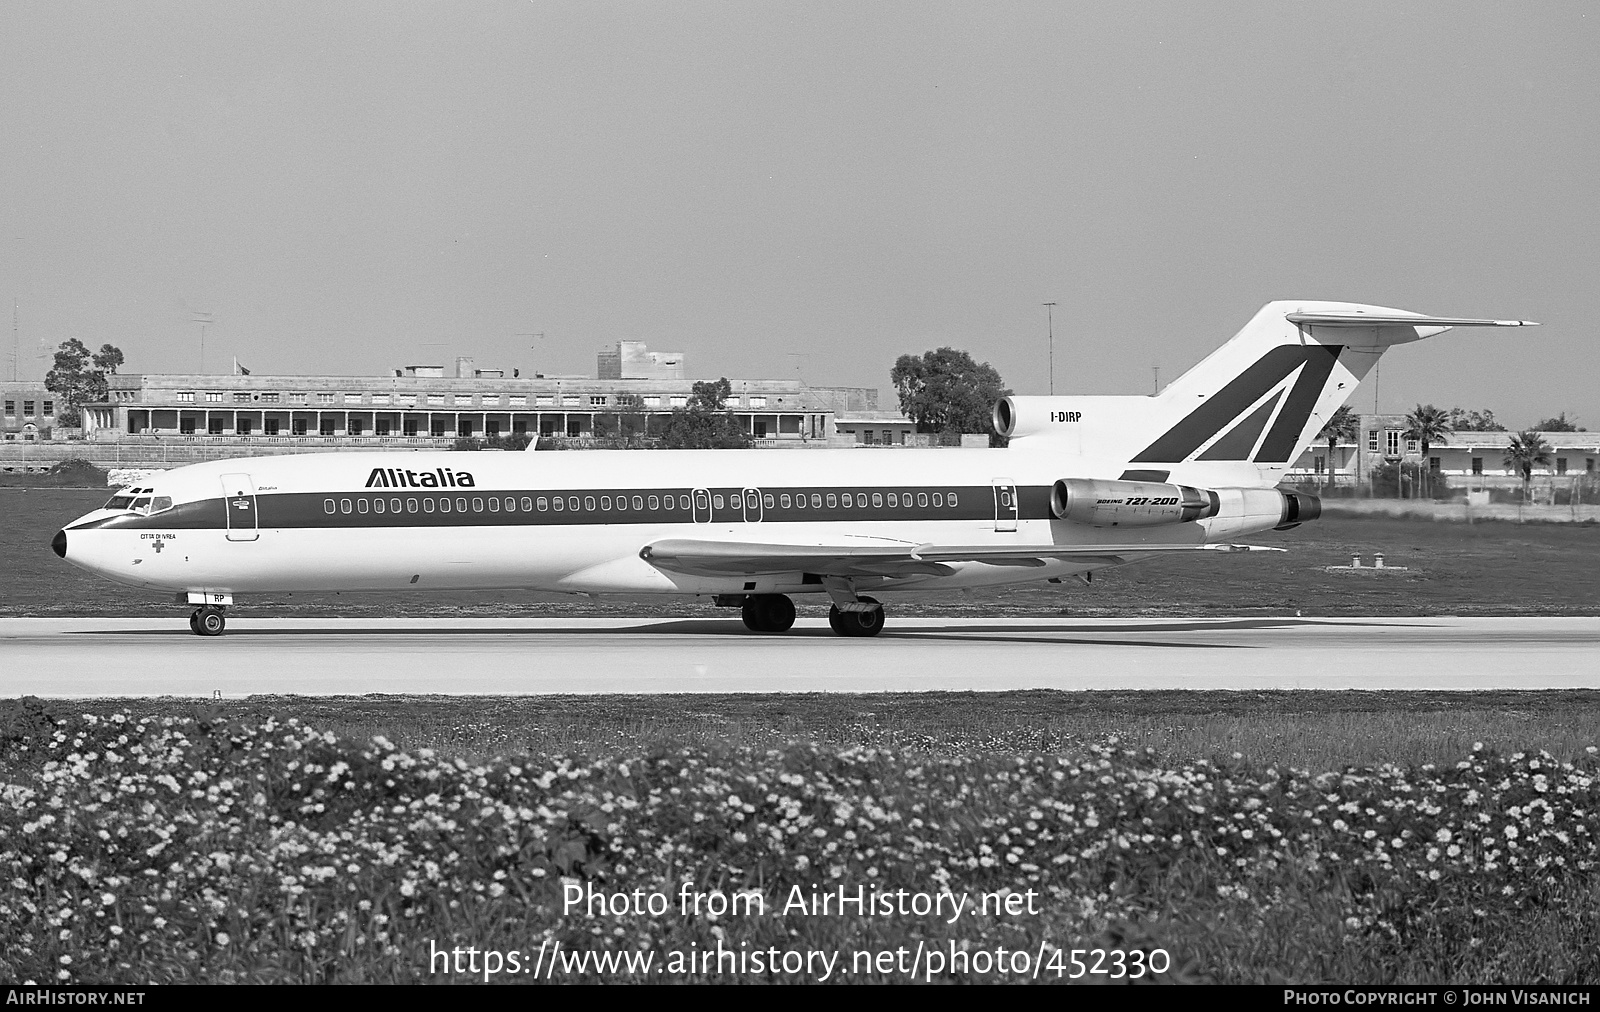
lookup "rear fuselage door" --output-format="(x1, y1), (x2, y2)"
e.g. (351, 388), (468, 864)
(992, 478), (1018, 532)
(221, 474), (260, 542)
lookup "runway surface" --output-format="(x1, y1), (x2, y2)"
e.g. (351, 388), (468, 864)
(2, 615), (1597, 696)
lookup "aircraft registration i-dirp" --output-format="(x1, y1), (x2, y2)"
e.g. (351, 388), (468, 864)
(52, 301), (1534, 637)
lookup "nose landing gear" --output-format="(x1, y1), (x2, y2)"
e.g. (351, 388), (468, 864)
(189, 606), (227, 637)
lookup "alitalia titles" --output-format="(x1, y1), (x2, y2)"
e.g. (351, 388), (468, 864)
(365, 467), (476, 489)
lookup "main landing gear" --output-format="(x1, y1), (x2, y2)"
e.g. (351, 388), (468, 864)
(828, 596), (885, 638)
(189, 605), (226, 637)
(741, 594), (796, 633)
(721, 590), (886, 637)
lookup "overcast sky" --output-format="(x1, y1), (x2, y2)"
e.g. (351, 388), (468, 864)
(2, 2), (1594, 427)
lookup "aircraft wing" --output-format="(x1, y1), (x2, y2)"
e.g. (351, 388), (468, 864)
(638, 539), (1282, 579)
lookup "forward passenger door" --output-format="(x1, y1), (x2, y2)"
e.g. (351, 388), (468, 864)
(221, 474), (260, 542)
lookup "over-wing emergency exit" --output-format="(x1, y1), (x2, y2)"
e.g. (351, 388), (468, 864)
(52, 301), (1534, 636)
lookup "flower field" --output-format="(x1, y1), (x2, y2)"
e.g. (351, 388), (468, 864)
(3, 699), (1600, 984)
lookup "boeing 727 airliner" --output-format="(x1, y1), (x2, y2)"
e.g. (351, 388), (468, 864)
(52, 301), (1533, 636)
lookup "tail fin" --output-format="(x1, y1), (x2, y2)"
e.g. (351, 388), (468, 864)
(995, 300), (1533, 481)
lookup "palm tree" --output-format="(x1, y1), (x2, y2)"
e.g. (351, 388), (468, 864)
(1315, 405), (1360, 493)
(1504, 430), (1552, 503)
(1404, 404), (1452, 499)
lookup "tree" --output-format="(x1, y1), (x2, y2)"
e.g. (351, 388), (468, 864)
(1446, 407), (1505, 432)
(44, 339), (123, 427)
(1403, 403), (1452, 499)
(890, 348), (1010, 446)
(1533, 412), (1585, 432)
(1504, 430), (1552, 503)
(1315, 405), (1360, 493)
(658, 378), (751, 449)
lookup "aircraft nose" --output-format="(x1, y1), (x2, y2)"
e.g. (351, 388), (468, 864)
(51, 530), (67, 559)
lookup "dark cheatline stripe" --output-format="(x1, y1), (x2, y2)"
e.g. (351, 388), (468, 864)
(104, 484), (1056, 531)
(1196, 390), (1283, 461)
(1132, 345), (1324, 464)
(1253, 345), (1341, 462)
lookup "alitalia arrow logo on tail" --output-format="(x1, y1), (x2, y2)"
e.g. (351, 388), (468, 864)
(365, 468), (476, 488)
(1131, 344), (1343, 464)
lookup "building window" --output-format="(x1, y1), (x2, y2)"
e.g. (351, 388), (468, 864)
(237, 418), (253, 436)
(428, 394), (444, 406)
(289, 393), (307, 404)
(509, 395), (527, 408)
(320, 418), (336, 436)
(260, 392), (280, 403)
(372, 394), (391, 406)
(264, 418), (280, 435)
(670, 395), (687, 407)
(375, 419), (391, 436)
(179, 416), (196, 434)
(292, 419), (308, 436)
(1368, 430), (1379, 451)
(1429, 456), (1441, 472)
(4, 400), (14, 416)
(1385, 430), (1401, 456)
(208, 417), (224, 435)
(536, 395), (554, 406)
(1313, 455), (1326, 474)
(42, 400), (54, 416)
(175, 392), (194, 403)
(398, 395), (417, 407)
(1557, 458), (1568, 475)
(317, 392), (335, 404)
(23, 400), (36, 415)
(1405, 438), (1419, 452)
(348, 417), (363, 436)
(1472, 457), (1483, 475)
(455, 395), (473, 407)
(643, 395), (661, 407)
(1588, 458), (1595, 473)
(207, 392), (223, 403)
(589, 395), (606, 406)
(749, 396), (767, 408)
(234, 392), (252, 403)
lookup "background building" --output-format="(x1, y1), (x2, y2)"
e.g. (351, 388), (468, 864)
(1288, 413), (1600, 494)
(1, 381), (61, 443)
(2, 343), (928, 470)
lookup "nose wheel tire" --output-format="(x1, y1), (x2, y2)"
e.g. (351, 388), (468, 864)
(828, 597), (884, 637)
(741, 594), (796, 633)
(190, 607), (226, 637)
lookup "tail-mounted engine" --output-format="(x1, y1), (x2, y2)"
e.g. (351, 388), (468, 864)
(1050, 479), (1220, 528)
(1049, 478), (1321, 532)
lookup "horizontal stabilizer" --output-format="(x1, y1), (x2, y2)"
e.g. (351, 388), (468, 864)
(1285, 312), (1537, 328)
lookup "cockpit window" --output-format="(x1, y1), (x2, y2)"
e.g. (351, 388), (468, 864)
(104, 495), (135, 510)
(151, 497), (172, 513)
(131, 496), (152, 512)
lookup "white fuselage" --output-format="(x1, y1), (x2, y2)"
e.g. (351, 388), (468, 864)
(56, 446), (1291, 601)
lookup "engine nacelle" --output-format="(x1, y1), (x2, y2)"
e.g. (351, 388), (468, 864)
(1050, 478), (1220, 528)
(1275, 490), (1322, 530)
